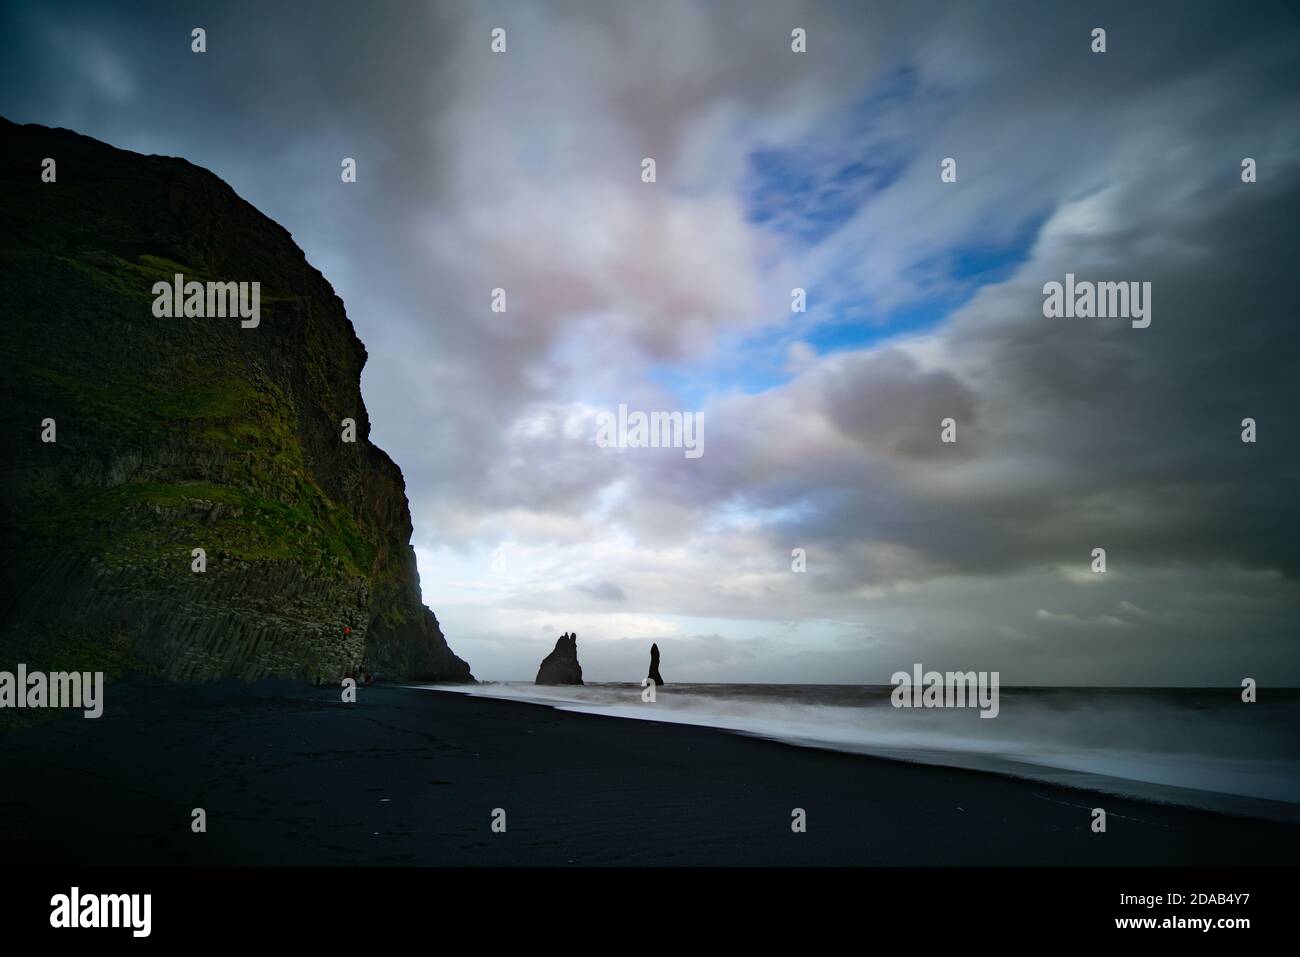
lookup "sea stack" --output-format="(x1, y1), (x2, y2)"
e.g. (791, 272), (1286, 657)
(536, 634), (584, 685)
(647, 643), (664, 686)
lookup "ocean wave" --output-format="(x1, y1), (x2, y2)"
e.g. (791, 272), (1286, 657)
(412, 681), (1300, 823)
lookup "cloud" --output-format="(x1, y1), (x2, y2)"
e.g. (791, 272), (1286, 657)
(3, 0), (1298, 682)
(575, 580), (628, 603)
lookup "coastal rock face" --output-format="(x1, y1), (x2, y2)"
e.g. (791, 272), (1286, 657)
(647, 642), (664, 686)
(0, 119), (472, 684)
(536, 635), (583, 685)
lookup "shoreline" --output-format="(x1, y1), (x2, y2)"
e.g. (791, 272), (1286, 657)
(418, 680), (1300, 826)
(2, 676), (1297, 866)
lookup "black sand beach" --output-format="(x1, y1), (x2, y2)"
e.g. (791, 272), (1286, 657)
(2, 678), (1297, 867)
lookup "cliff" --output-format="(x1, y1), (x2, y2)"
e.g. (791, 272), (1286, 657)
(0, 119), (472, 684)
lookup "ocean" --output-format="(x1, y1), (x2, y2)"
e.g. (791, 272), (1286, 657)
(415, 681), (1300, 823)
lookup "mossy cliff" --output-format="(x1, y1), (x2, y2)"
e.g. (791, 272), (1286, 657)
(0, 118), (472, 683)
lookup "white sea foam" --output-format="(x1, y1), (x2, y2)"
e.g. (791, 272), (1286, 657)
(411, 681), (1300, 822)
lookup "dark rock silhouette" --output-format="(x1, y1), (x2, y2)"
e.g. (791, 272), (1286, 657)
(647, 642), (664, 686)
(0, 119), (472, 684)
(536, 633), (584, 685)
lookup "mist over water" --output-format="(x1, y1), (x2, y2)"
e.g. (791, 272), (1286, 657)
(415, 682), (1300, 823)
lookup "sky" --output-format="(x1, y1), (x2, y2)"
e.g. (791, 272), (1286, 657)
(3, 0), (1298, 685)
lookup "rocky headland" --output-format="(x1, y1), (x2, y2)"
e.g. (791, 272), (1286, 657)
(0, 119), (471, 684)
